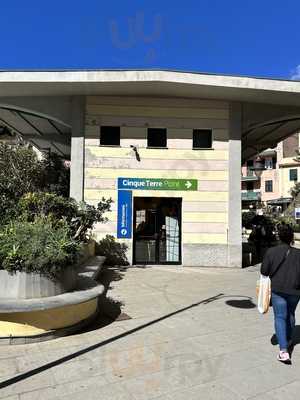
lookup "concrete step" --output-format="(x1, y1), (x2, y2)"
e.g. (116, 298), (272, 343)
(77, 256), (106, 280)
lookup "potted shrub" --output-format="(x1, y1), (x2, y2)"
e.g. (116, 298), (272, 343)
(18, 192), (113, 260)
(0, 216), (80, 299)
(0, 193), (113, 299)
(0, 145), (113, 300)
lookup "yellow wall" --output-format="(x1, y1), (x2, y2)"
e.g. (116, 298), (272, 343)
(84, 96), (230, 261)
(280, 163), (300, 197)
(0, 299), (97, 336)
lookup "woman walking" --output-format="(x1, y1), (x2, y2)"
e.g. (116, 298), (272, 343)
(261, 224), (300, 363)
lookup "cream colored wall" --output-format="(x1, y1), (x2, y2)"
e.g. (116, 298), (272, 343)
(279, 161), (300, 197)
(277, 134), (300, 198)
(84, 96), (230, 262)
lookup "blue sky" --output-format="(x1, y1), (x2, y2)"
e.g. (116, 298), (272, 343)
(1, 0), (299, 79)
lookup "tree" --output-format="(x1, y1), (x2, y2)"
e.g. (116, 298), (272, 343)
(0, 143), (70, 223)
(0, 144), (42, 222)
(40, 152), (70, 197)
(290, 182), (300, 200)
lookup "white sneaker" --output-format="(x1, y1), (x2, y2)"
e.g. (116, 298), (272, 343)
(277, 351), (291, 364)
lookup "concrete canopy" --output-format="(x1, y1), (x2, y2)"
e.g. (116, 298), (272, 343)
(0, 69), (300, 160)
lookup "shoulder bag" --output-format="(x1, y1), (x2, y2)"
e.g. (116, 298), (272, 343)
(256, 247), (291, 314)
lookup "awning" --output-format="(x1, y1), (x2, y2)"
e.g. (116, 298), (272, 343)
(266, 197), (292, 205)
(0, 104), (71, 157)
(0, 70), (300, 159)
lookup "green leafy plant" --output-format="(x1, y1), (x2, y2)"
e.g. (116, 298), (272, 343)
(96, 235), (129, 266)
(0, 144), (113, 277)
(40, 152), (70, 197)
(0, 144), (70, 224)
(290, 182), (300, 200)
(0, 144), (42, 223)
(242, 211), (256, 229)
(0, 217), (80, 279)
(293, 224), (300, 233)
(18, 192), (113, 243)
(18, 192), (78, 223)
(72, 200), (113, 242)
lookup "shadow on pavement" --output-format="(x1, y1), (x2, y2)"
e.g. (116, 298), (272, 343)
(79, 265), (127, 334)
(225, 299), (256, 309)
(222, 295), (256, 309)
(0, 293), (225, 390)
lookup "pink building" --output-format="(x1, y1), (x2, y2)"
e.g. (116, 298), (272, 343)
(242, 133), (300, 212)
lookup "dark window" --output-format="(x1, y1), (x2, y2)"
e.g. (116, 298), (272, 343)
(272, 156), (277, 169)
(147, 128), (167, 148)
(265, 180), (273, 192)
(246, 159), (254, 176)
(246, 182), (254, 191)
(265, 159), (273, 169)
(290, 169), (298, 181)
(100, 126), (120, 146)
(193, 129), (212, 149)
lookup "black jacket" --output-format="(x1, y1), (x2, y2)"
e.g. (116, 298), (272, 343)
(260, 243), (300, 295)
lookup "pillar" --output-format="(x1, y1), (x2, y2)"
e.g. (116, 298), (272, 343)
(228, 102), (242, 267)
(70, 96), (85, 201)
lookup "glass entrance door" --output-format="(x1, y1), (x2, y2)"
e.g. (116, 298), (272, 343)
(133, 197), (181, 264)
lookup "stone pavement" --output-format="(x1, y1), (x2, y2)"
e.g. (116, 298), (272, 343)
(1, 265), (300, 400)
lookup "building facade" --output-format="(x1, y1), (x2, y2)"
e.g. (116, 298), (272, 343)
(241, 132), (300, 212)
(1, 70), (300, 267)
(84, 96), (232, 267)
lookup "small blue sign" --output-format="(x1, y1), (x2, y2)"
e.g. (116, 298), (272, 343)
(117, 190), (132, 239)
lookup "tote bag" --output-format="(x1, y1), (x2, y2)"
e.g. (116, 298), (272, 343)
(256, 247), (290, 314)
(257, 275), (271, 314)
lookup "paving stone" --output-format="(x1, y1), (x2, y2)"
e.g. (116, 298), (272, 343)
(219, 362), (300, 398)
(0, 370), (56, 399)
(260, 379), (300, 400)
(250, 393), (278, 400)
(0, 396), (19, 400)
(51, 357), (102, 385)
(57, 381), (133, 400)
(19, 374), (108, 400)
(0, 358), (19, 379)
(167, 381), (243, 400)
(121, 365), (194, 400)
(1, 266), (300, 399)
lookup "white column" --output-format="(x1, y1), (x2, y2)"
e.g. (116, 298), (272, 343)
(228, 102), (242, 267)
(70, 96), (86, 201)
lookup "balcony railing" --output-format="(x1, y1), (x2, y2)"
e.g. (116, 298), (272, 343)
(241, 169), (259, 181)
(241, 191), (261, 201)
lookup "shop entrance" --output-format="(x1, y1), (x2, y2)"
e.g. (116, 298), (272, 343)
(133, 197), (182, 265)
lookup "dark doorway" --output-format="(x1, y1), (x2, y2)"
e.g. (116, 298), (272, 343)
(133, 197), (182, 265)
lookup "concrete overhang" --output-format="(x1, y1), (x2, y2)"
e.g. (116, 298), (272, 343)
(0, 69), (300, 160)
(0, 70), (300, 104)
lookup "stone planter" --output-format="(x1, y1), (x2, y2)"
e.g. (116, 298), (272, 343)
(294, 233), (300, 249)
(294, 233), (300, 240)
(0, 267), (77, 299)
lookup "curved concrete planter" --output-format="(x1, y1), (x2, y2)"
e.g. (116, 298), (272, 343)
(0, 267), (77, 299)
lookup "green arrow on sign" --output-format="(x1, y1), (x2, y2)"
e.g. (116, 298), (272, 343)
(161, 179), (198, 191)
(118, 178), (198, 191)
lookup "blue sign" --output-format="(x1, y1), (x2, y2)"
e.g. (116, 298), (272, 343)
(117, 190), (132, 239)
